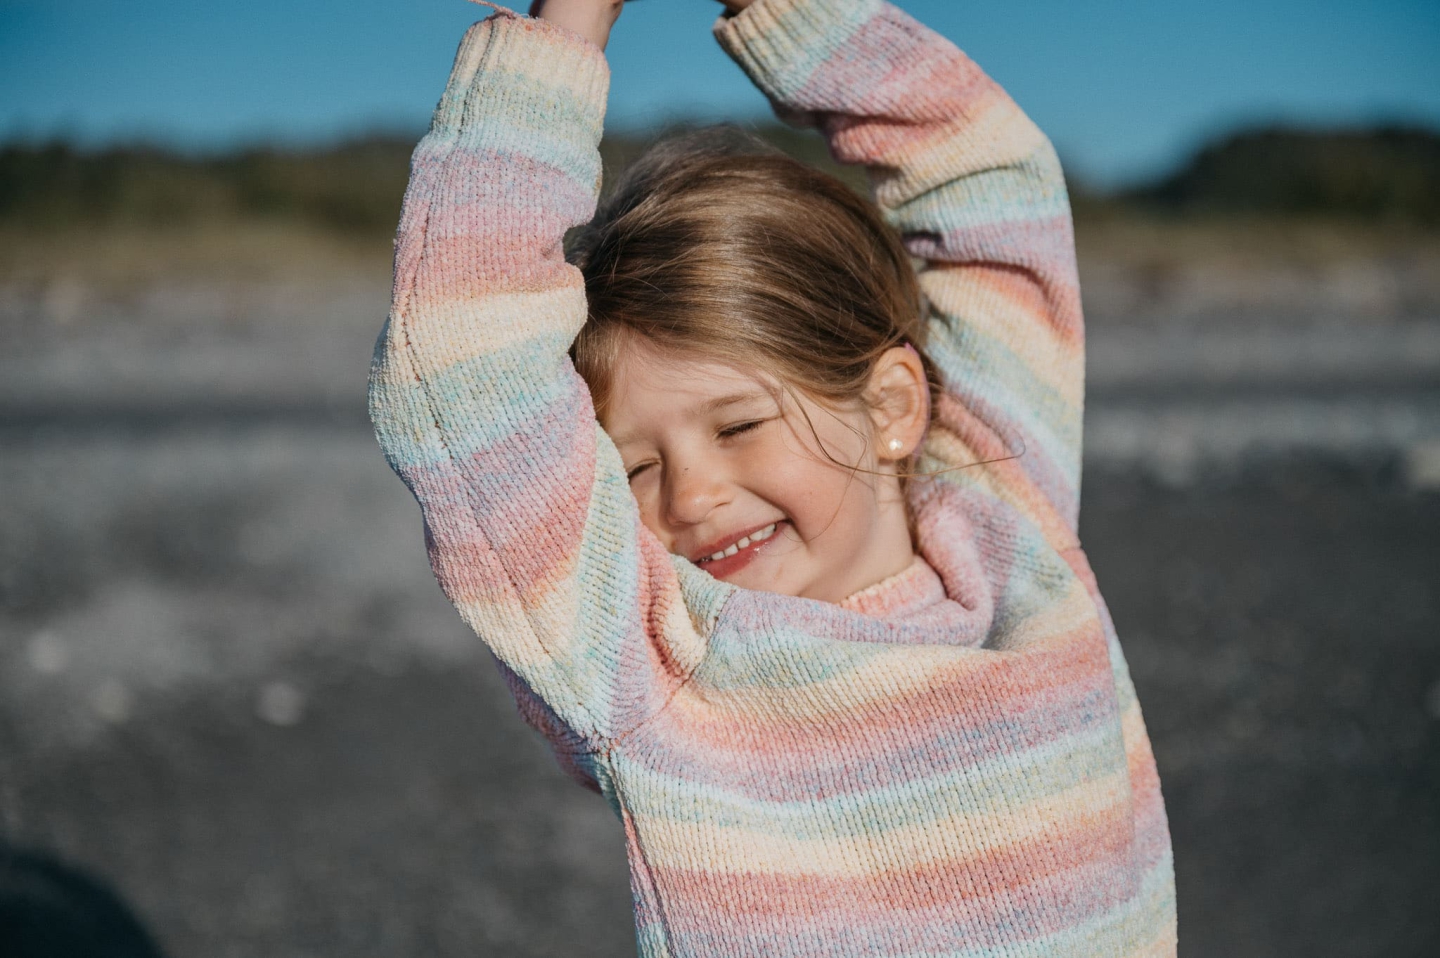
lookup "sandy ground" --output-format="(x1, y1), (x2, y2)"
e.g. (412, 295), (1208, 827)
(1, 278), (1437, 956)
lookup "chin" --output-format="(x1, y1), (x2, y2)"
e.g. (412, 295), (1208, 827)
(717, 561), (794, 597)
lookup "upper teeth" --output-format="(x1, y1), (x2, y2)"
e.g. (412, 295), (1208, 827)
(707, 523), (777, 562)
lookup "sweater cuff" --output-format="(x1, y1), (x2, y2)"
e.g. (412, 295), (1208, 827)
(434, 10), (610, 144)
(713, 0), (883, 100)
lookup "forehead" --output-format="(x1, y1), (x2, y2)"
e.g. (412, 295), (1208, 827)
(602, 340), (776, 433)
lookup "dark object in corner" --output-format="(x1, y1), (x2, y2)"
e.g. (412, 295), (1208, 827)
(0, 846), (166, 958)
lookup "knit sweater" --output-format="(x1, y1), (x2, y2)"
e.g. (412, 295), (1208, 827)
(368, 0), (1177, 955)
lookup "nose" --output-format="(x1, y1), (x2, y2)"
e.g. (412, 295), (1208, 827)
(663, 463), (729, 527)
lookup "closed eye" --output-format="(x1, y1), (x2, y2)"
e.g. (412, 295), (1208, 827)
(625, 460), (656, 482)
(717, 419), (765, 439)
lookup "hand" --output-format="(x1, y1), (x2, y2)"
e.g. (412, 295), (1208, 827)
(529, 0), (624, 51)
(712, 0), (757, 13)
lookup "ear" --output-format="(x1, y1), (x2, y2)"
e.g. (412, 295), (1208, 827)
(863, 346), (929, 462)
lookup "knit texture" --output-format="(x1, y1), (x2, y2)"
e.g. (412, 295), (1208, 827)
(368, 0), (1177, 954)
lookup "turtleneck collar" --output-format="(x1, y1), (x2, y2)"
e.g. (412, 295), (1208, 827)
(839, 554), (948, 622)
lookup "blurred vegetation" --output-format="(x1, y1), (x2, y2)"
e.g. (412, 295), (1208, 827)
(0, 124), (862, 237)
(3, 123), (1437, 237)
(1125, 125), (1440, 225)
(0, 135), (418, 234)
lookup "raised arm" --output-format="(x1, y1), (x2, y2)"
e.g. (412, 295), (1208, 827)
(369, 7), (716, 756)
(715, 0), (1085, 544)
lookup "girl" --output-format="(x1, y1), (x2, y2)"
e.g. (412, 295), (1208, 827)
(369, 0), (1177, 954)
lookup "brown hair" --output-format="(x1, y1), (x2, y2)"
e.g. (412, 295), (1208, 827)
(568, 127), (939, 443)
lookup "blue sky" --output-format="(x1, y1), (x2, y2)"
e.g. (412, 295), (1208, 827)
(2, 0), (1438, 187)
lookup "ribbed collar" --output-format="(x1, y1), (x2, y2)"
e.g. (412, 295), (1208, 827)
(839, 554), (948, 622)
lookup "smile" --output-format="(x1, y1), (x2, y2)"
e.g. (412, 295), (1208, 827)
(702, 522), (778, 563)
(689, 520), (786, 580)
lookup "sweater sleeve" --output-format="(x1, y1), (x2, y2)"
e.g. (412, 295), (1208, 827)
(368, 11), (721, 749)
(716, 0), (1085, 544)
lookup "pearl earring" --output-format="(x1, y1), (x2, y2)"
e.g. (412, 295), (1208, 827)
(887, 438), (904, 454)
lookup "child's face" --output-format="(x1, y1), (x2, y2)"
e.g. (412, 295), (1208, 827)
(601, 337), (918, 604)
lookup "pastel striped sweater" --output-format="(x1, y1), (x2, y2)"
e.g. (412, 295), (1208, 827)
(368, 1), (1177, 955)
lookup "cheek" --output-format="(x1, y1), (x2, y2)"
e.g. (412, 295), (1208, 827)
(758, 432), (874, 532)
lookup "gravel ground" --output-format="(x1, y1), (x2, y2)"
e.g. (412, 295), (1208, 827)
(0, 426), (639, 958)
(1, 310), (1437, 956)
(1083, 458), (1440, 958)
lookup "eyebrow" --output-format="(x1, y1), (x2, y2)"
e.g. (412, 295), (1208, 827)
(700, 390), (771, 414)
